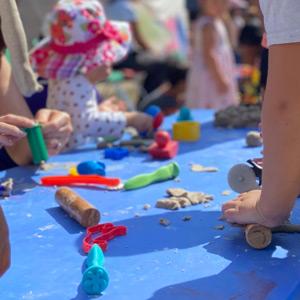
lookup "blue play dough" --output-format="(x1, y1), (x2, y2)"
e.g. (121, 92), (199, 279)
(104, 147), (129, 160)
(77, 161), (106, 176)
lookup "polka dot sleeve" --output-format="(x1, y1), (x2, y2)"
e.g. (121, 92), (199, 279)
(47, 76), (127, 150)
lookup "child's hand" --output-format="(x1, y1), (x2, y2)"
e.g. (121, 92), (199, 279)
(217, 78), (230, 94)
(222, 190), (283, 228)
(0, 114), (35, 148)
(99, 97), (127, 112)
(0, 207), (10, 277)
(35, 109), (73, 155)
(125, 112), (153, 134)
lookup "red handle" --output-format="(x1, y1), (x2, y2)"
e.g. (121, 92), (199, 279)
(41, 175), (121, 187)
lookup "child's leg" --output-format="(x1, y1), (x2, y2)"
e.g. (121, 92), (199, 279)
(223, 42), (300, 227)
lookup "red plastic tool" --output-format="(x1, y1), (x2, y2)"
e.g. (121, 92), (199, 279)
(148, 131), (178, 159)
(82, 223), (127, 253)
(153, 112), (164, 130)
(41, 175), (121, 187)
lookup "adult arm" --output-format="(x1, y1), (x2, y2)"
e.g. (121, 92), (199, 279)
(0, 206), (10, 277)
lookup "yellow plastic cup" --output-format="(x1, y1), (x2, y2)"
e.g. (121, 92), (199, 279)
(173, 121), (200, 142)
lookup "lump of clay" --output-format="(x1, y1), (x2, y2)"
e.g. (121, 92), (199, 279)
(246, 131), (263, 147)
(167, 188), (188, 197)
(156, 199), (181, 210)
(156, 188), (213, 210)
(214, 104), (261, 128)
(186, 192), (214, 205)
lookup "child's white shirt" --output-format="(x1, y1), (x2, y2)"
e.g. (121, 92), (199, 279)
(47, 75), (126, 150)
(260, 0), (300, 46)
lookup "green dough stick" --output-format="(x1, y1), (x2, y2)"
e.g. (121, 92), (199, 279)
(124, 162), (180, 191)
(24, 124), (48, 165)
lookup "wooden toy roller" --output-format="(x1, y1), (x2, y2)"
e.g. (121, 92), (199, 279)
(245, 223), (300, 249)
(55, 187), (100, 228)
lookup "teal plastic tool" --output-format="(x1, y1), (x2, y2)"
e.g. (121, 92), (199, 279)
(24, 124), (48, 165)
(177, 106), (193, 121)
(124, 162), (180, 191)
(81, 244), (109, 295)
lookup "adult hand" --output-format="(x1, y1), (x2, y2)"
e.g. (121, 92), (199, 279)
(0, 207), (10, 277)
(35, 109), (73, 155)
(0, 114), (35, 148)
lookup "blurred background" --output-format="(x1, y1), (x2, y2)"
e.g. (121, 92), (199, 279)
(16, 0), (264, 117)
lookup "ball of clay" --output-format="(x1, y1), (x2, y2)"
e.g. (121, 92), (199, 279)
(246, 131), (263, 147)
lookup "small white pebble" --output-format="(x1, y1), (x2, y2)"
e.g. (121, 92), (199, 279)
(143, 204), (151, 210)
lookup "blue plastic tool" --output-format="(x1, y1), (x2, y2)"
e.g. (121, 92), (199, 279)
(81, 244), (109, 295)
(104, 147), (129, 160)
(77, 161), (106, 176)
(145, 105), (161, 118)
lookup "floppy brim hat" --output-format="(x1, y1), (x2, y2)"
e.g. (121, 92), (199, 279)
(30, 0), (131, 80)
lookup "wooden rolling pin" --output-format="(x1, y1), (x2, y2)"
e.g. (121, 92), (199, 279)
(55, 187), (100, 228)
(245, 224), (300, 249)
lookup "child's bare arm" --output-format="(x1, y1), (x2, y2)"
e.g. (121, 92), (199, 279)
(259, 43), (300, 223)
(202, 24), (229, 94)
(223, 42), (300, 227)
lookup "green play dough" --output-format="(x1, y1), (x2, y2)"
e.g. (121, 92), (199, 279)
(124, 162), (180, 191)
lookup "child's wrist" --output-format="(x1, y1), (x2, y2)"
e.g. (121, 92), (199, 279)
(256, 200), (287, 228)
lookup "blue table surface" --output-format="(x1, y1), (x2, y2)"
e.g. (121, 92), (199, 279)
(1, 110), (300, 300)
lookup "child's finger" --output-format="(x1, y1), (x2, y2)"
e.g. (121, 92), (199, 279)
(223, 208), (240, 223)
(0, 122), (26, 139)
(42, 112), (71, 135)
(222, 201), (238, 212)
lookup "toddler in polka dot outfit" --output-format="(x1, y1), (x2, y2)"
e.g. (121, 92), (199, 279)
(30, 0), (153, 150)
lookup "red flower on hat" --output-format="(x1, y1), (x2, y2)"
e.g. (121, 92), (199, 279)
(32, 49), (49, 64)
(88, 20), (101, 34)
(57, 10), (74, 28)
(51, 22), (67, 43)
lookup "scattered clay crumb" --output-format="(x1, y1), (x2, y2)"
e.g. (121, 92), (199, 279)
(125, 127), (139, 137)
(182, 216), (192, 222)
(134, 213), (141, 218)
(156, 199), (181, 210)
(143, 204), (151, 210)
(97, 141), (108, 149)
(159, 218), (171, 227)
(190, 164), (219, 173)
(0, 178), (13, 198)
(174, 178), (181, 183)
(246, 131), (263, 147)
(222, 190), (232, 196)
(39, 163), (51, 171)
(214, 225), (225, 230)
